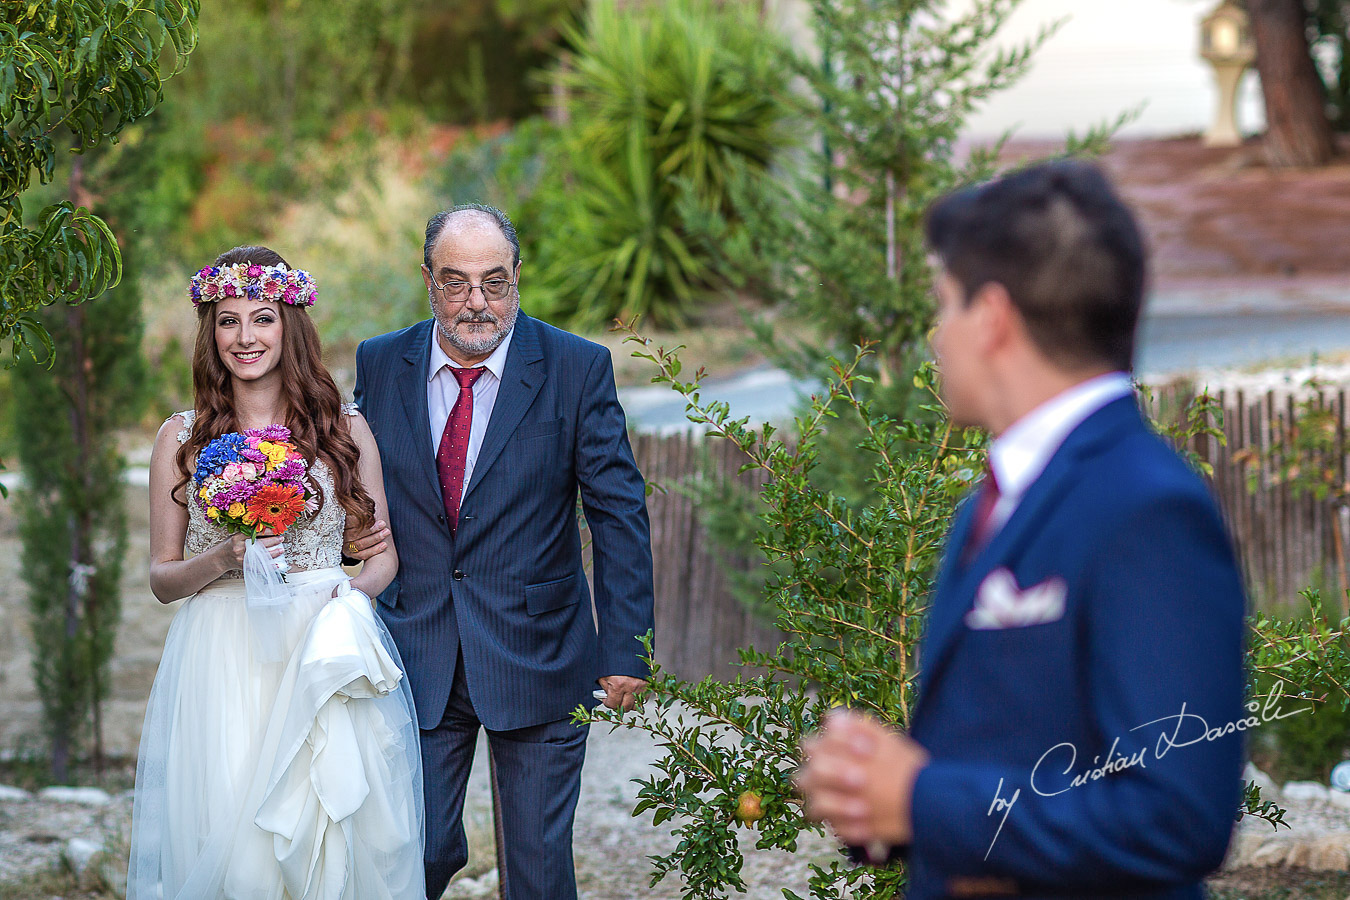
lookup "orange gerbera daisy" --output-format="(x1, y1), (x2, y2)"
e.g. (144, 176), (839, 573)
(245, 483), (307, 534)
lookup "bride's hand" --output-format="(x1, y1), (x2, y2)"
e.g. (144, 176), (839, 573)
(216, 533), (285, 572)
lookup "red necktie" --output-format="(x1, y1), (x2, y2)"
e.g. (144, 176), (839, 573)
(967, 464), (1002, 554)
(437, 366), (485, 534)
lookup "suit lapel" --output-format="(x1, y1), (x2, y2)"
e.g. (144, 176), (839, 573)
(462, 314), (547, 503)
(397, 320), (442, 502)
(916, 396), (1144, 707)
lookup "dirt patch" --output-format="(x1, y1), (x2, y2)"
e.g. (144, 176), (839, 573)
(1208, 866), (1350, 899)
(997, 136), (1350, 290)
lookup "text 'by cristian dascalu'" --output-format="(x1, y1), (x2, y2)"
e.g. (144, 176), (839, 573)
(982, 688), (1308, 859)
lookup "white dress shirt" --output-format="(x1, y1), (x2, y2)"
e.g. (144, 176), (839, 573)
(428, 326), (515, 503)
(984, 371), (1134, 534)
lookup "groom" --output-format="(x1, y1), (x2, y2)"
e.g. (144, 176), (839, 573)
(349, 204), (655, 899)
(796, 161), (1247, 898)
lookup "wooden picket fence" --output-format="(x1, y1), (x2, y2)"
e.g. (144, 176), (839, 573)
(612, 432), (784, 680)
(1147, 382), (1350, 617)
(612, 386), (1350, 678)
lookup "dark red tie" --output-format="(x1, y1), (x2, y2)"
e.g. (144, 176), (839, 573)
(437, 366), (485, 534)
(966, 464), (1002, 555)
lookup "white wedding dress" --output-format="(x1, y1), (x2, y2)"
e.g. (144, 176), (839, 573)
(128, 408), (425, 900)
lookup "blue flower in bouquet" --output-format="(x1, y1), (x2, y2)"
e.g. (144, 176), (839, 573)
(194, 433), (249, 483)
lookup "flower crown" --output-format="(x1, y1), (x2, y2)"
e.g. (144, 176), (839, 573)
(189, 263), (318, 309)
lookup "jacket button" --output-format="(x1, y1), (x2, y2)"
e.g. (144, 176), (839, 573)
(453, 570), (465, 581)
(437, 514), (446, 524)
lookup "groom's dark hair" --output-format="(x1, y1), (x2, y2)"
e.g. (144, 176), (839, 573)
(925, 159), (1146, 372)
(424, 203), (520, 271)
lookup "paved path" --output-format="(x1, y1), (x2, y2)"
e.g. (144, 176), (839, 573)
(618, 282), (1350, 433)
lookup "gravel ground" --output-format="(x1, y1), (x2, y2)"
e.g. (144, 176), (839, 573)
(446, 716), (841, 900)
(0, 718), (839, 900)
(4, 733), (1350, 899)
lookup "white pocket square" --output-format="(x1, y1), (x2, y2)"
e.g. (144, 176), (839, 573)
(965, 568), (1067, 630)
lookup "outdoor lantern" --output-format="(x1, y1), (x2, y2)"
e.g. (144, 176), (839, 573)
(1200, 0), (1256, 147)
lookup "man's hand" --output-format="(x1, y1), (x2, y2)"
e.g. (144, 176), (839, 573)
(796, 709), (931, 851)
(342, 519), (391, 561)
(598, 675), (647, 713)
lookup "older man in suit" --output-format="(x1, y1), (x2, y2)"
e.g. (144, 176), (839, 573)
(795, 161), (1247, 899)
(349, 204), (655, 899)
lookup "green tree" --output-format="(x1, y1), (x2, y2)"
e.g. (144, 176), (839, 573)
(12, 128), (151, 784)
(688, 0), (1128, 392)
(12, 263), (145, 783)
(0, 0), (198, 364)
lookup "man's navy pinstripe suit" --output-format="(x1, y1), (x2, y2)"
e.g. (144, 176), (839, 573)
(354, 312), (655, 899)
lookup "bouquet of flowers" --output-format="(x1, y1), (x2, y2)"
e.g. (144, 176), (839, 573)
(193, 425), (315, 572)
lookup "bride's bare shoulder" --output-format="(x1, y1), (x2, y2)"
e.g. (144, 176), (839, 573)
(152, 412), (194, 468)
(158, 410), (195, 442)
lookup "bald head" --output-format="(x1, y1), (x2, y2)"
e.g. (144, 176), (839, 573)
(423, 203), (520, 271)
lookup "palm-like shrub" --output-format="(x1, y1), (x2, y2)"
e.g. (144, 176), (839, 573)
(558, 0), (787, 216)
(472, 0), (791, 329)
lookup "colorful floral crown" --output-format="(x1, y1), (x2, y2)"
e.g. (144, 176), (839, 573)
(188, 263), (317, 309)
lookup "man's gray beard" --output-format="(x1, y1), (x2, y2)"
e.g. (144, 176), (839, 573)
(433, 298), (519, 356)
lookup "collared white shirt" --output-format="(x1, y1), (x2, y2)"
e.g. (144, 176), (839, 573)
(985, 371), (1134, 534)
(428, 326), (515, 502)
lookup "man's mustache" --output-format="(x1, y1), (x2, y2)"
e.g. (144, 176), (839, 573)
(455, 312), (499, 325)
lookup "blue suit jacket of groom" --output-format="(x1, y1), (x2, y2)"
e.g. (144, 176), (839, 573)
(353, 313), (656, 732)
(902, 395), (1247, 899)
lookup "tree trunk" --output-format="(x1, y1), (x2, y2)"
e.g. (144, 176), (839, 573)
(1249, 0), (1337, 167)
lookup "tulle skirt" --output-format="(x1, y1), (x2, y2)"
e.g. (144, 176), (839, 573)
(127, 567), (425, 900)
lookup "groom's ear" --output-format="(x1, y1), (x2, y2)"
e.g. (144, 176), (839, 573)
(514, 260), (523, 292)
(421, 264), (434, 293)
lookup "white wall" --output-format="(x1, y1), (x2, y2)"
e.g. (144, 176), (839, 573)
(958, 0), (1266, 138)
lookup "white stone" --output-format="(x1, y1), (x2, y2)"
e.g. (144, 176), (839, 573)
(1282, 781), (1330, 803)
(1306, 835), (1350, 871)
(447, 869), (499, 899)
(1330, 790), (1350, 811)
(1248, 835), (1295, 867)
(37, 785), (112, 806)
(63, 837), (102, 876)
(1243, 762), (1281, 802)
(0, 783), (32, 802)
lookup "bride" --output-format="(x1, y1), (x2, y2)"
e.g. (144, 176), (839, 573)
(128, 246), (424, 899)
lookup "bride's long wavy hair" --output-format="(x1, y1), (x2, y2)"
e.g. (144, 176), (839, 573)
(173, 245), (375, 532)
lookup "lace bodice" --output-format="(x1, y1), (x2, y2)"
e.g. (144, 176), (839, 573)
(172, 407), (357, 578)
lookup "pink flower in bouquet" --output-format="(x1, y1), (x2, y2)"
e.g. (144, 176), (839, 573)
(240, 461), (259, 481)
(283, 284), (301, 303)
(263, 279), (282, 299)
(201, 281), (220, 300)
(222, 463), (245, 484)
(246, 264), (263, 278)
(224, 283), (239, 298)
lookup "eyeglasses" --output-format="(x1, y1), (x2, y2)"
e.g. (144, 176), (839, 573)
(427, 271), (516, 303)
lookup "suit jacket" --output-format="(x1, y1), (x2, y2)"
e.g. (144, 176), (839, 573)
(353, 314), (655, 731)
(902, 396), (1246, 899)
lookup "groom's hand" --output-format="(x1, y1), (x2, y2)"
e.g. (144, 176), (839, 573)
(796, 709), (930, 850)
(342, 519), (391, 562)
(598, 675), (647, 713)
